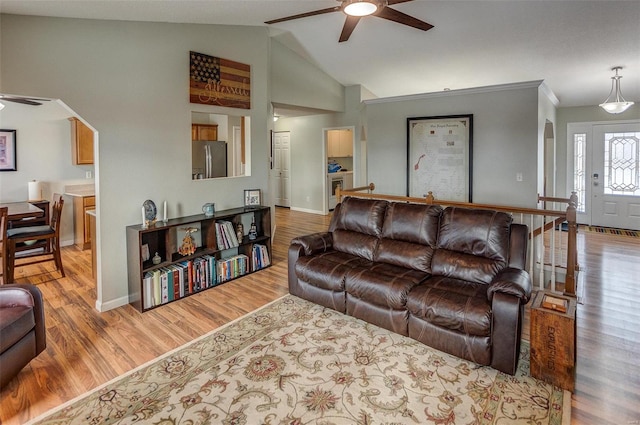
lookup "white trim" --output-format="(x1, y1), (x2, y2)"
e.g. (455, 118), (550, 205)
(94, 295), (129, 312)
(539, 81), (560, 107)
(290, 206), (325, 215)
(364, 80), (545, 105)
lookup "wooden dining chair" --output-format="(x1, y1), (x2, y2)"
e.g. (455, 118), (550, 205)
(5, 194), (65, 283)
(0, 207), (8, 284)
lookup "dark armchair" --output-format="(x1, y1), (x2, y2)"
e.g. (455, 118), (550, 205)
(0, 284), (46, 389)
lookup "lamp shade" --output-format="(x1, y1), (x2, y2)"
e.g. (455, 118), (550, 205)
(599, 67), (635, 114)
(343, 0), (378, 16)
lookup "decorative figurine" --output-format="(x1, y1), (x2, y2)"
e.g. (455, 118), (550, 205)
(248, 218), (258, 240)
(236, 223), (244, 243)
(152, 252), (162, 265)
(178, 226), (199, 256)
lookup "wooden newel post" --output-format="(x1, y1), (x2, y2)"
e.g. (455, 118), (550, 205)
(564, 191), (578, 297)
(425, 191), (435, 205)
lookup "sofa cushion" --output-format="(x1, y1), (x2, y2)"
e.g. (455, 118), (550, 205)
(374, 203), (442, 273)
(407, 276), (491, 337)
(0, 306), (36, 353)
(332, 197), (388, 260)
(345, 262), (429, 310)
(431, 207), (512, 284)
(295, 251), (372, 292)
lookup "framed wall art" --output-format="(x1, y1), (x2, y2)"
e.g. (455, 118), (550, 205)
(244, 189), (261, 207)
(189, 51), (251, 109)
(407, 115), (473, 202)
(0, 129), (17, 171)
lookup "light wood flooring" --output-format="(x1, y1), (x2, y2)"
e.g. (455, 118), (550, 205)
(1, 208), (639, 425)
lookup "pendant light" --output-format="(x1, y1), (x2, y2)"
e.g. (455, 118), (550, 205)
(599, 66), (634, 114)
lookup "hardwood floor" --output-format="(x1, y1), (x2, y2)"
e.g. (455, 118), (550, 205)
(1, 207), (638, 425)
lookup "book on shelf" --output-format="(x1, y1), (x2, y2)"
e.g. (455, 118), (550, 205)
(252, 244), (271, 271)
(216, 221), (240, 250)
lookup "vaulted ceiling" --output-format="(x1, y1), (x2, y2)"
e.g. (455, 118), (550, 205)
(1, 0), (639, 108)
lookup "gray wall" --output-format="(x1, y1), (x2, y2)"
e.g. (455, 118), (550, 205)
(365, 83), (543, 207)
(1, 14), (270, 310)
(270, 39), (344, 112)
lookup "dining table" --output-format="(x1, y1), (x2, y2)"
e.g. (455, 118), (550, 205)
(0, 201), (45, 223)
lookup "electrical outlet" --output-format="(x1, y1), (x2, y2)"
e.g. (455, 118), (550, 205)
(516, 173), (523, 182)
(86, 171), (92, 179)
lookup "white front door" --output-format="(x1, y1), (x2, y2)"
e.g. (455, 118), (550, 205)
(273, 132), (291, 207)
(591, 123), (640, 230)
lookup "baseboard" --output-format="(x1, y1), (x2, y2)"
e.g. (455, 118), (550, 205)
(290, 206), (325, 215)
(95, 295), (130, 312)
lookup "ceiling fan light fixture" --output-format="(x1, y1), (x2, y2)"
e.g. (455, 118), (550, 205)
(599, 66), (634, 114)
(343, 0), (379, 17)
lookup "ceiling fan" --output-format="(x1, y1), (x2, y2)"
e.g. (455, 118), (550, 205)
(265, 0), (434, 43)
(0, 94), (51, 106)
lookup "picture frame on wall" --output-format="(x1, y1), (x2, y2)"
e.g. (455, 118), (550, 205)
(0, 129), (17, 172)
(406, 115), (473, 202)
(244, 189), (261, 207)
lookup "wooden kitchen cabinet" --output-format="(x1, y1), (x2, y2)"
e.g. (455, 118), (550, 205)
(327, 129), (353, 157)
(69, 117), (94, 165)
(74, 195), (95, 250)
(192, 123), (218, 141)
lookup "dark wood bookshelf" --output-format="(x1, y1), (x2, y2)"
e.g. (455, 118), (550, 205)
(126, 205), (272, 312)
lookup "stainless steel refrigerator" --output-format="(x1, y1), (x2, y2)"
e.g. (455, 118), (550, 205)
(192, 140), (227, 179)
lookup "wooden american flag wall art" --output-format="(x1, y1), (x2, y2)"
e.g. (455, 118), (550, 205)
(189, 51), (251, 109)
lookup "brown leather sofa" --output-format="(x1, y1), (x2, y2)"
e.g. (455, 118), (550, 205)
(0, 284), (46, 388)
(288, 196), (532, 375)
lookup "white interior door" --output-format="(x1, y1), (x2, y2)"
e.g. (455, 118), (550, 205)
(591, 123), (640, 230)
(273, 132), (291, 207)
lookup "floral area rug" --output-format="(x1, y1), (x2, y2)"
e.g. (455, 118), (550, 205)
(28, 295), (569, 425)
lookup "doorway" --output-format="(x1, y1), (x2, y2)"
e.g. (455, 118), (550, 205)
(569, 121), (640, 230)
(272, 131), (291, 207)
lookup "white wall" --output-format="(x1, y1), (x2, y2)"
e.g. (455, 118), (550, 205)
(365, 82), (543, 207)
(1, 14), (270, 311)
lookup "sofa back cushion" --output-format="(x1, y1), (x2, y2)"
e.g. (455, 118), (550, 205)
(332, 197), (388, 261)
(431, 207), (512, 284)
(374, 203), (442, 273)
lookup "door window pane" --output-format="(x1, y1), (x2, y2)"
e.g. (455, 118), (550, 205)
(604, 132), (640, 196)
(573, 133), (586, 212)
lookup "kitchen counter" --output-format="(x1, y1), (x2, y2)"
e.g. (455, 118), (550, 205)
(64, 183), (95, 198)
(65, 186), (95, 250)
(65, 190), (95, 197)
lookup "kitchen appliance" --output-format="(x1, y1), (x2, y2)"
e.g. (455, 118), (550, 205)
(328, 174), (345, 210)
(192, 140), (227, 179)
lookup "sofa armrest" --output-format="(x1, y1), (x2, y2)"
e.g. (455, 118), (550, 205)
(290, 232), (333, 256)
(0, 284), (46, 355)
(487, 267), (532, 304)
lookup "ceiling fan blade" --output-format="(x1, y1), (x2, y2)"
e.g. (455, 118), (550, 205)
(339, 16), (362, 42)
(2, 98), (42, 106)
(375, 6), (434, 32)
(387, 0), (414, 4)
(265, 6), (341, 24)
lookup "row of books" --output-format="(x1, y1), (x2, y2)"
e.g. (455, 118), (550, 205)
(252, 244), (271, 270)
(143, 255), (217, 309)
(218, 254), (249, 283)
(216, 221), (240, 250)
(142, 246), (271, 309)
